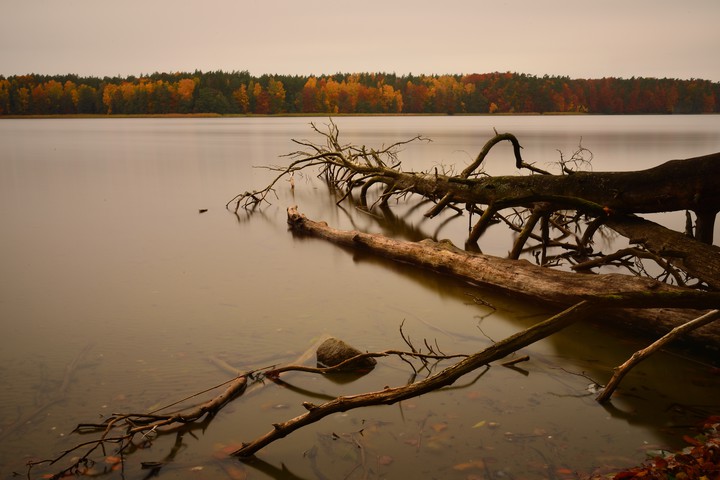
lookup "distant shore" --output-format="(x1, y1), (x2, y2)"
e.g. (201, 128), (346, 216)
(5, 111), (711, 120)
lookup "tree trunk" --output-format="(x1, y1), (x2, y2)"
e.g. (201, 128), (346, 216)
(286, 207), (720, 350)
(391, 152), (720, 227)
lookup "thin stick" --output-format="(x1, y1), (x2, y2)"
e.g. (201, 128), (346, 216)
(596, 309), (720, 403)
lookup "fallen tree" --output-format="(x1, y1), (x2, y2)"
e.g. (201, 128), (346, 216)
(225, 119), (720, 348)
(286, 207), (720, 349)
(227, 120), (720, 249)
(27, 123), (720, 478)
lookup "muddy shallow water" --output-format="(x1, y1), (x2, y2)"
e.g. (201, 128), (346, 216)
(1, 115), (719, 479)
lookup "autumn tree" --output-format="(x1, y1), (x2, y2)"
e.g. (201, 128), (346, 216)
(1, 71), (718, 116)
(301, 77), (321, 113)
(176, 78), (197, 113)
(266, 78), (286, 114)
(232, 84), (250, 113)
(250, 82), (270, 114)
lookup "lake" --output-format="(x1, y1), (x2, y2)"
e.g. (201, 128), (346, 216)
(1, 115), (719, 479)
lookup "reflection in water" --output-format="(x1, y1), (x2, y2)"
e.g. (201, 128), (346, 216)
(1, 116), (719, 478)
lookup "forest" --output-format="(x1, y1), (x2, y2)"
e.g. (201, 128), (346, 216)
(1, 71), (719, 116)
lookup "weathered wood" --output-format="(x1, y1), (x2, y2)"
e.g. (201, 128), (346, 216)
(606, 215), (720, 289)
(364, 152), (720, 218)
(596, 309), (720, 403)
(286, 207), (720, 347)
(233, 301), (595, 457)
(233, 291), (720, 458)
(229, 126), (720, 234)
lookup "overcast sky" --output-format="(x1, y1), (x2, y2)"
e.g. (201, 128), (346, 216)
(2, 0), (718, 81)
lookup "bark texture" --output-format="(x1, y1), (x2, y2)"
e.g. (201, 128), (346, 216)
(287, 207), (720, 348)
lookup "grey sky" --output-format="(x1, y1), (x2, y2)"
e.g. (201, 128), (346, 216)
(2, 0), (719, 81)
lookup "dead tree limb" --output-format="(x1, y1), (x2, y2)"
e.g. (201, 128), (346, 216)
(232, 300), (594, 457)
(232, 291), (720, 458)
(286, 207), (720, 341)
(27, 374), (249, 478)
(228, 121), (720, 244)
(596, 309), (720, 403)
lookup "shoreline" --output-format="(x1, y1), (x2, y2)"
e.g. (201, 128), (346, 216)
(4, 112), (715, 120)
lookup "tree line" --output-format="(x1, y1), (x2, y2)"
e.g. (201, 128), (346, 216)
(1, 71), (718, 116)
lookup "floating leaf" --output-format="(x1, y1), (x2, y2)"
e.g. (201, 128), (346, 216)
(431, 422), (448, 433)
(223, 465), (247, 480)
(472, 420), (486, 429)
(378, 455), (393, 466)
(452, 459), (485, 471)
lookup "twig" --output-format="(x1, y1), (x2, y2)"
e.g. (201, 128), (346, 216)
(596, 309), (720, 403)
(27, 373), (249, 478)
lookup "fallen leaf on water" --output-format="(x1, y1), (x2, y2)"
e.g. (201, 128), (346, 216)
(213, 442), (245, 458)
(472, 420), (486, 429)
(223, 465), (247, 480)
(378, 455), (393, 465)
(104, 456), (122, 464)
(432, 422), (448, 432)
(403, 438), (419, 447)
(452, 459), (485, 471)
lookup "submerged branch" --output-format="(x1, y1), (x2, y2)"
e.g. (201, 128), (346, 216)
(233, 289), (720, 458)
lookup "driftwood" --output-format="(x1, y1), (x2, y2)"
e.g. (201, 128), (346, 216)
(286, 207), (720, 348)
(596, 309), (720, 403)
(28, 335), (340, 478)
(27, 374), (249, 478)
(30, 299), (720, 473)
(219, 124), (720, 465)
(232, 301), (593, 457)
(228, 121), (719, 247)
(232, 290), (720, 458)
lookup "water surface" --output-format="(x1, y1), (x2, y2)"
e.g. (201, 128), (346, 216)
(1, 115), (719, 479)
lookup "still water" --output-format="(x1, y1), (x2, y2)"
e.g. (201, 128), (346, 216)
(1, 115), (719, 479)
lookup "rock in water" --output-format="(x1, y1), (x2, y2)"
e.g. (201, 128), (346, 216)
(316, 337), (377, 372)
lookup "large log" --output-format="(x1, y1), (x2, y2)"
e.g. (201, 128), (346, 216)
(286, 207), (720, 349)
(391, 152), (720, 216)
